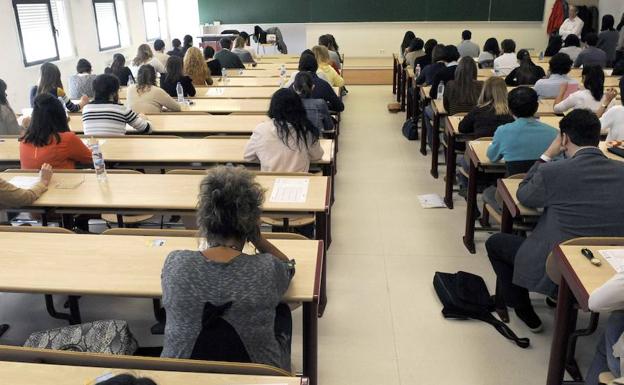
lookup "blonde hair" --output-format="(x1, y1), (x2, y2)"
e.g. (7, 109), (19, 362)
(184, 47), (212, 85)
(234, 36), (246, 49)
(478, 77), (511, 116)
(132, 44), (153, 67)
(311, 45), (330, 64)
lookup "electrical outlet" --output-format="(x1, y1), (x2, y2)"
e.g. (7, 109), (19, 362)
(379, 49), (385, 54)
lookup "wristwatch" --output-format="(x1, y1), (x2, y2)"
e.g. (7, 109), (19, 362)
(540, 154), (553, 162)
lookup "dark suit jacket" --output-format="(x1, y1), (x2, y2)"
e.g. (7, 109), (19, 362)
(514, 148), (624, 295)
(430, 64), (457, 99)
(214, 49), (245, 69)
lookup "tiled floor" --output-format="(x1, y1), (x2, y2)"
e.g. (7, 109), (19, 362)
(0, 86), (603, 384)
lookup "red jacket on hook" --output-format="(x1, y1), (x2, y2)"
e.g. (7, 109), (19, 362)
(547, 0), (566, 35)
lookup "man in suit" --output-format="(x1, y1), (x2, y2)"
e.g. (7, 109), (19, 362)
(214, 38), (245, 70)
(485, 109), (624, 332)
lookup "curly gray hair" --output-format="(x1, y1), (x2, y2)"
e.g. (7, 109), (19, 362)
(197, 166), (265, 243)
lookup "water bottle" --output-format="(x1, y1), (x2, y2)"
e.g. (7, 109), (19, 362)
(415, 64), (421, 78)
(222, 68), (228, 84)
(127, 77), (134, 86)
(279, 64), (287, 77)
(176, 82), (184, 103)
(238, 68), (244, 75)
(437, 81), (445, 101)
(539, 51), (545, 61)
(89, 138), (107, 182)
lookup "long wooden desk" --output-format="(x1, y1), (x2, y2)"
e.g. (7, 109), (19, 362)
(177, 99), (269, 114)
(246, 62), (298, 70)
(118, 86), (341, 100)
(226, 68), (294, 78)
(212, 77), (286, 87)
(0, 233), (321, 385)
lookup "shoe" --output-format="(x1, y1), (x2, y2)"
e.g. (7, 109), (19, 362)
(515, 307), (543, 333)
(545, 296), (557, 308)
(490, 295), (509, 323)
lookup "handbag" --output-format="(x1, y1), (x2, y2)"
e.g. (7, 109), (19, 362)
(402, 118), (418, 140)
(433, 271), (530, 348)
(24, 320), (138, 355)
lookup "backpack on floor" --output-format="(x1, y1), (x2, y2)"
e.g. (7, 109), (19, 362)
(402, 119), (418, 141)
(433, 271), (530, 348)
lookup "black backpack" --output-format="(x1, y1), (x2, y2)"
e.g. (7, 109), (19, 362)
(402, 118), (418, 141)
(433, 271), (530, 348)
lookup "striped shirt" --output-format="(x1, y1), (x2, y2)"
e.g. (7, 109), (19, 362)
(82, 102), (150, 136)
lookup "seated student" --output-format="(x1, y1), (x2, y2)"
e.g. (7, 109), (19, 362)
(478, 38), (500, 69)
(30, 62), (88, 113)
(244, 89), (323, 172)
(203, 46), (222, 77)
(125, 65), (181, 114)
(161, 166), (295, 371)
(416, 44), (446, 86)
(104, 54), (134, 86)
(505, 49), (546, 86)
(457, 30), (480, 58)
(404, 38), (425, 69)
(574, 33), (608, 68)
(180, 35), (193, 57)
(98, 374), (157, 385)
(67, 59), (97, 99)
(459, 77), (514, 138)
(400, 31), (416, 60)
(544, 34), (563, 57)
(534, 53), (578, 98)
(283, 50), (329, 88)
(598, 77), (624, 140)
(161, 56), (196, 98)
(598, 14), (620, 67)
(232, 36), (256, 64)
(130, 44), (166, 79)
(554, 64), (605, 114)
(0, 79), (26, 135)
(429, 45), (460, 99)
(318, 34), (342, 70)
(312, 45), (345, 88)
(238, 31), (258, 61)
(414, 39), (438, 70)
(285, 51), (343, 112)
(443, 57), (483, 115)
(486, 109), (624, 331)
(292, 71), (333, 132)
(493, 39), (519, 76)
(167, 38), (184, 58)
(559, 34), (583, 62)
(153, 39), (169, 68)
(214, 38), (245, 70)
(183, 47), (213, 86)
(0, 163), (52, 209)
(20, 93), (92, 170)
(82, 74), (150, 136)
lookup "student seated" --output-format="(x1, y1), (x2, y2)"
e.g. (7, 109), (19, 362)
(82, 74), (150, 136)
(0, 163), (52, 210)
(493, 39), (519, 76)
(0, 79), (26, 135)
(574, 33), (608, 68)
(534, 53), (578, 98)
(20, 93), (92, 170)
(443, 57), (483, 115)
(457, 30), (480, 58)
(181, 35), (193, 57)
(125, 65), (181, 114)
(598, 14), (620, 67)
(161, 56), (196, 98)
(98, 373), (157, 385)
(104, 54), (134, 87)
(429, 45), (460, 99)
(167, 38), (184, 58)
(544, 34), (563, 57)
(559, 34), (583, 62)
(414, 39), (438, 70)
(554, 65), (605, 114)
(232, 36), (256, 64)
(318, 34), (342, 70)
(67, 59), (97, 99)
(30, 62), (88, 113)
(598, 77), (624, 141)
(130, 44), (166, 79)
(292, 71), (333, 132)
(485, 109), (624, 331)
(312, 45), (344, 88)
(183, 47), (213, 86)
(238, 31), (258, 61)
(161, 166), (295, 371)
(459, 77), (514, 138)
(478, 38), (500, 69)
(203, 46), (222, 77)
(214, 38), (245, 70)
(505, 49), (546, 86)
(244, 88), (323, 172)
(286, 52), (343, 112)
(400, 31), (416, 60)
(153, 39), (169, 68)
(416, 44), (446, 86)
(404, 38), (425, 69)
(283, 50), (329, 88)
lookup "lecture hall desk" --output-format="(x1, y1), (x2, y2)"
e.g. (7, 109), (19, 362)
(118, 86), (340, 99)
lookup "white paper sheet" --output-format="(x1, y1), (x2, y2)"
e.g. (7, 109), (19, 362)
(207, 87), (225, 96)
(599, 249), (624, 273)
(9, 176), (40, 190)
(269, 178), (309, 203)
(417, 194), (446, 209)
(81, 139), (106, 146)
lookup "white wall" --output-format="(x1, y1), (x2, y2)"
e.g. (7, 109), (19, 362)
(599, 0), (624, 19)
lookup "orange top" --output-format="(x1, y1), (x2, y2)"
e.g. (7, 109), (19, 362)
(19, 132), (92, 170)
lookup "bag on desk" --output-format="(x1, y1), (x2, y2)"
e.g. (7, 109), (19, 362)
(433, 271), (530, 348)
(402, 119), (418, 141)
(24, 320), (138, 355)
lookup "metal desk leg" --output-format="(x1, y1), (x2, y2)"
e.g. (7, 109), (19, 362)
(430, 113), (441, 178)
(462, 161), (478, 254)
(500, 202), (513, 234)
(0, 324), (9, 338)
(420, 99), (428, 156)
(546, 278), (578, 385)
(444, 133), (456, 209)
(303, 302), (319, 385)
(315, 211), (328, 317)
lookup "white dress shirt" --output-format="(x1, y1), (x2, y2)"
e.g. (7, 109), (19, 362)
(493, 53), (519, 76)
(589, 273), (624, 312)
(553, 89), (601, 114)
(601, 105), (624, 141)
(559, 17), (584, 39)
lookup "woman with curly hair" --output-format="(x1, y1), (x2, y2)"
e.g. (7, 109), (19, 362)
(161, 166), (295, 371)
(183, 47), (213, 86)
(130, 44), (165, 79)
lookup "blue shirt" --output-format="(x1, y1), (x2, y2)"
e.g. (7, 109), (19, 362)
(487, 118), (558, 162)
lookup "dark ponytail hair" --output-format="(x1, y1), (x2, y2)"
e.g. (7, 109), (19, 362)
(21, 93), (70, 147)
(37, 62), (63, 96)
(514, 49), (539, 85)
(0, 79), (7, 105)
(292, 71), (314, 98)
(165, 56), (184, 84)
(97, 374), (157, 385)
(109, 54), (126, 76)
(582, 65), (605, 101)
(268, 88), (320, 150)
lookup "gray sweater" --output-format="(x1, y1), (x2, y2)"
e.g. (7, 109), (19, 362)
(0, 104), (21, 135)
(161, 250), (294, 370)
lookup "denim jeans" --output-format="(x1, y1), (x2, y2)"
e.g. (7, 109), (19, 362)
(586, 311), (624, 385)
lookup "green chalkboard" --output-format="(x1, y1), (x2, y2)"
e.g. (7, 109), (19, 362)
(198, 0), (545, 23)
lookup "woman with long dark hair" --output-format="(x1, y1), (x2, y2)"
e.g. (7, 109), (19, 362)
(505, 49), (546, 86)
(0, 79), (24, 135)
(478, 38), (500, 68)
(400, 31), (416, 60)
(30, 62), (88, 112)
(554, 65), (606, 113)
(105, 54), (134, 86)
(125, 65), (181, 114)
(181, 35), (193, 56)
(292, 71), (333, 131)
(244, 88), (323, 172)
(130, 44), (165, 79)
(443, 57), (483, 115)
(598, 14), (620, 67)
(160, 56), (196, 97)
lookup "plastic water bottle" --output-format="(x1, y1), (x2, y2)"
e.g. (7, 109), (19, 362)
(222, 69), (228, 84)
(279, 64), (287, 76)
(415, 64), (421, 78)
(89, 138), (107, 182)
(127, 77), (134, 86)
(176, 82), (184, 103)
(437, 81), (445, 101)
(238, 68), (244, 75)
(539, 51), (545, 61)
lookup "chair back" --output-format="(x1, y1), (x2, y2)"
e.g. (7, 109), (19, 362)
(0, 225), (74, 234)
(102, 228), (198, 237)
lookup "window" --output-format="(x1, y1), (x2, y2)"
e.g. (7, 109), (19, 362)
(142, 0), (167, 41)
(115, 0), (131, 47)
(12, 0), (73, 66)
(92, 0), (121, 51)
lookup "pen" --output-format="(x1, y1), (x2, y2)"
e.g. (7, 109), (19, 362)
(581, 248), (602, 266)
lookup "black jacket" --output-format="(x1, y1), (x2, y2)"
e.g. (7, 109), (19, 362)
(160, 75), (196, 98)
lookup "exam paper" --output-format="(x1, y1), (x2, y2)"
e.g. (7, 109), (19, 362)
(269, 178), (309, 203)
(418, 194), (446, 208)
(207, 87), (225, 96)
(599, 249), (624, 273)
(9, 176), (40, 190)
